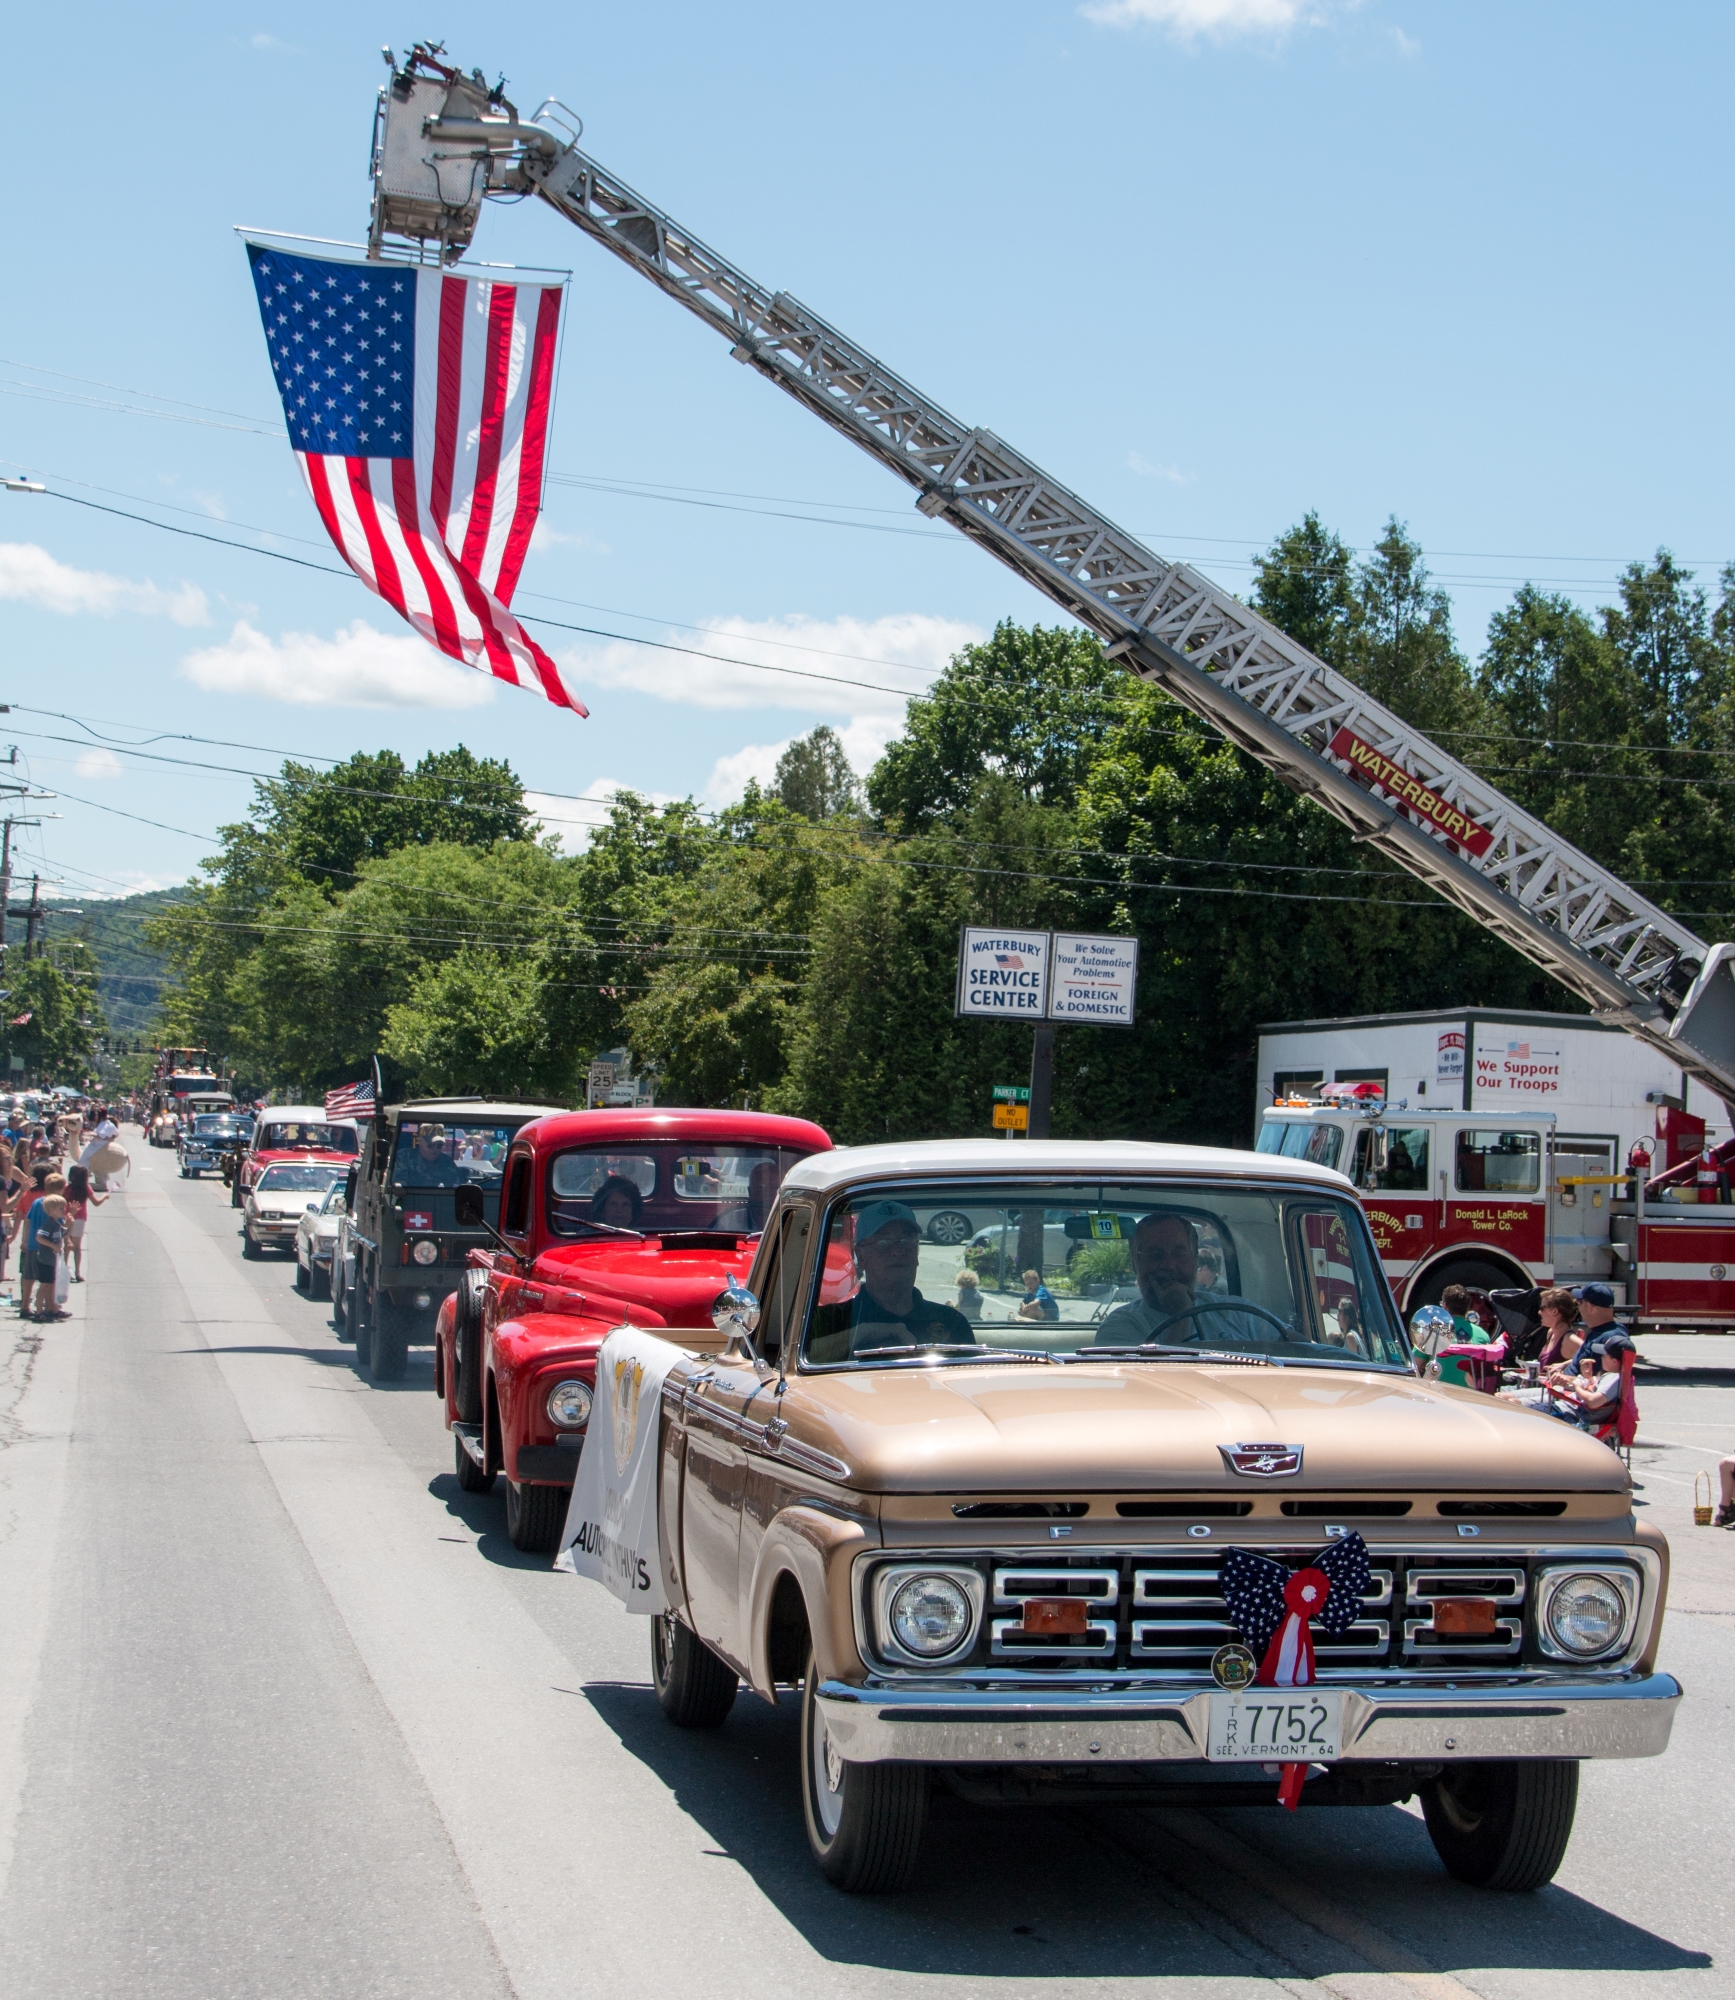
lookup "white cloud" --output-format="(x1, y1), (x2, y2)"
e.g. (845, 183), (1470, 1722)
(0, 542), (209, 626)
(74, 749), (123, 780)
(178, 619), (497, 710)
(1082, 0), (1318, 36)
(527, 520), (607, 554)
(555, 610), (981, 718)
(703, 742), (787, 808)
(1128, 451), (1189, 483)
(526, 779), (680, 853)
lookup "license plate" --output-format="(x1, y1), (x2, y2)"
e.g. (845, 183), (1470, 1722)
(1206, 1689), (1341, 1762)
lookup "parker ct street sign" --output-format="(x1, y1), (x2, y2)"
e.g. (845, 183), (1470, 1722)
(957, 928), (1138, 1026)
(956, 929), (1051, 1019)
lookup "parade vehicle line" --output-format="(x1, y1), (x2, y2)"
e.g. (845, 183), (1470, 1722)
(0, 1148), (1725, 1997)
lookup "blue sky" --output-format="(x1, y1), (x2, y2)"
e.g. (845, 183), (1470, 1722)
(4, 0), (1730, 902)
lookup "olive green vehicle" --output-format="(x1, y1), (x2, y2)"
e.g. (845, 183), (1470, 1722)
(336, 1097), (564, 1382)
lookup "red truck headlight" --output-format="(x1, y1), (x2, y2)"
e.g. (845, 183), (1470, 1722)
(545, 1379), (593, 1430)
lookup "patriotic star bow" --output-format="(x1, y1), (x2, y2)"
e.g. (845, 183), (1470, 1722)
(1219, 1531), (1372, 1809)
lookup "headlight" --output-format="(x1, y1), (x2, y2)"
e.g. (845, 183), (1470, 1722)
(888, 1574), (973, 1658)
(412, 1239), (439, 1265)
(546, 1379), (593, 1429)
(1541, 1570), (1632, 1659)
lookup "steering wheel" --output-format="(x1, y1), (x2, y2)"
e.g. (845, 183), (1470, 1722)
(1135, 1299), (1298, 1346)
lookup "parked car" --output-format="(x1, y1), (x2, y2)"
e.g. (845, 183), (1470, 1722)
(337, 1098), (565, 1383)
(231, 1106), (360, 1210)
(433, 1108), (831, 1551)
(243, 1160), (349, 1259)
(626, 1137), (1677, 1896)
(179, 1112), (253, 1180)
(294, 1179), (348, 1297)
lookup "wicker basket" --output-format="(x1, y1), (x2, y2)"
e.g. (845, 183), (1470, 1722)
(1695, 1471), (1713, 1526)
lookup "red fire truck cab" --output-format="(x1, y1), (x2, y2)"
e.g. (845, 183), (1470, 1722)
(1258, 1099), (1561, 1311)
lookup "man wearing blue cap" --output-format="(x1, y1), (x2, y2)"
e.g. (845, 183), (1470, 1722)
(808, 1200), (976, 1363)
(1573, 1282), (1620, 1338)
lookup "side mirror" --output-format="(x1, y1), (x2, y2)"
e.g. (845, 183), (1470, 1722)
(453, 1183), (485, 1228)
(306, 1200), (320, 1211)
(712, 1279), (760, 1355)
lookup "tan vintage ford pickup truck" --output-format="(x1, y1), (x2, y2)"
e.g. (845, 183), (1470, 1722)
(642, 1139), (1677, 1894)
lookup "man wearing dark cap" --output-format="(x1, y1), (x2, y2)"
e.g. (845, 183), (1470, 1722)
(1573, 1281), (1620, 1337)
(808, 1201), (975, 1363)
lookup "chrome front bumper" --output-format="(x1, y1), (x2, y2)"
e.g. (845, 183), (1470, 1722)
(815, 1673), (1681, 1766)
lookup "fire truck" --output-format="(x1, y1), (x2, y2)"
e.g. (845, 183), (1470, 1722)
(1253, 1006), (1735, 1322)
(351, 47), (1735, 1328)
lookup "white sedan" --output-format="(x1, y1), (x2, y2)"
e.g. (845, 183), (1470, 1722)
(294, 1180), (348, 1298)
(243, 1161), (346, 1261)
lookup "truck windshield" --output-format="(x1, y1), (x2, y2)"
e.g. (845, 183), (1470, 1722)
(1255, 1120), (1345, 1170)
(546, 1143), (815, 1237)
(259, 1123), (358, 1154)
(797, 1180), (1407, 1370)
(392, 1121), (516, 1188)
(257, 1163), (347, 1195)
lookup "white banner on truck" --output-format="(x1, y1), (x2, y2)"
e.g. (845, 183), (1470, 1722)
(555, 1327), (679, 1612)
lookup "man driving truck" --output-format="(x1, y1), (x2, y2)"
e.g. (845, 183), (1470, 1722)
(394, 1122), (466, 1188)
(1093, 1211), (1268, 1348)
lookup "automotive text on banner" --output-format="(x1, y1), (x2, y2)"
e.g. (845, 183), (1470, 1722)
(555, 1327), (680, 1611)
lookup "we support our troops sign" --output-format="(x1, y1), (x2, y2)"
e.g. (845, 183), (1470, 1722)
(1328, 728), (1494, 859)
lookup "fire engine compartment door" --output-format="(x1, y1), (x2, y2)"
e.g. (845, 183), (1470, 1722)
(1550, 1135), (1617, 1278)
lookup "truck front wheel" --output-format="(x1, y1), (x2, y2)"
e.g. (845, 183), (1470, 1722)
(370, 1294), (408, 1381)
(504, 1477), (567, 1552)
(651, 1612), (738, 1729)
(799, 1649), (926, 1892)
(1421, 1759), (1578, 1890)
(454, 1433), (494, 1494)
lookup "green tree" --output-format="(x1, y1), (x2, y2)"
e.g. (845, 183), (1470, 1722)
(2, 955), (103, 1084)
(775, 725), (860, 819)
(1344, 519), (1481, 740)
(381, 948), (572, 1102)
(1251, 511), (1358, 668)
(867, 621), (1126, 827)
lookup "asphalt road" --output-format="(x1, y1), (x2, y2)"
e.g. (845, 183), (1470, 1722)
(0, 1140), (1730, 1999)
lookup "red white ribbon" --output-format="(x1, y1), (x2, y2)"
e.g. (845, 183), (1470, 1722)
(1257, 1565), (1328, 1810)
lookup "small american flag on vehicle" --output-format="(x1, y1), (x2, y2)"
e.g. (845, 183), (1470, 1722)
(245, 243), (582, 714)
(325, 1079), (376, 1121)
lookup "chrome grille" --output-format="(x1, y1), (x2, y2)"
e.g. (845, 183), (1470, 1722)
(990, 1566), (1118, 1658)
(945, 1551), (1549, 1679)
(1401, 1566), (1525, 1662)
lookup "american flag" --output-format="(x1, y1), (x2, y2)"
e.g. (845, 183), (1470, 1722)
(995, 953), (1024, 968)
(246, 244), (583, 714)
(1507, 1041), (1530, 1059)
(325, 1079), (377, 1121)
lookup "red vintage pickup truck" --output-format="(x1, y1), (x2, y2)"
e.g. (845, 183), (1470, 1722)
(434, 1107), (832, 1550)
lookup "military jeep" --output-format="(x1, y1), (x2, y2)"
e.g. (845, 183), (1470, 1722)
(338, 1097), (564, 1381)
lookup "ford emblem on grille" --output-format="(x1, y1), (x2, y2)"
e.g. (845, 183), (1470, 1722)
(1220, 1441), (1303, 1478)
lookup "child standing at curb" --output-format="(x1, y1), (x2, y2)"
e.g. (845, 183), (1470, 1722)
(23, 1190), (69, 1323)
(64, 1164), (106, 1283)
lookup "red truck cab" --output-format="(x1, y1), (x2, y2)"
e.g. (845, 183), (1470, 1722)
(231, 1105), (361, 1209)
(434, 1107), (831, 1550)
